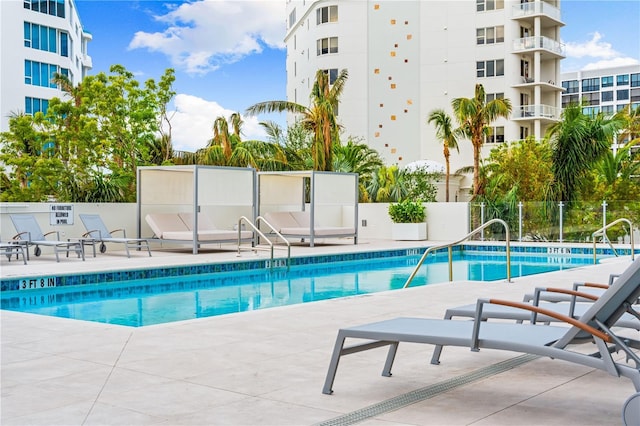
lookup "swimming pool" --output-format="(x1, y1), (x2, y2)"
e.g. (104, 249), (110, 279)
(1, 248), (603, 327)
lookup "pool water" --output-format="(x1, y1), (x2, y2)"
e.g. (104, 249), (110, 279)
(1, 252), (597, 327)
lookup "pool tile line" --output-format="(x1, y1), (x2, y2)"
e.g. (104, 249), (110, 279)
(1, 244), (634, 292)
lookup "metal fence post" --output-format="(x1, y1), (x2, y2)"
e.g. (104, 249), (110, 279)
(558, 201), (564, 243)
(518, 201), (523, 242)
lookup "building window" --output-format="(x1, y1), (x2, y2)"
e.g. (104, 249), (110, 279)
(601, 91), (614, 102)
(316, 37), (338, 55)
(288, 8), (296, 28)
(477, 59), (504, 77)
(601, 105), (614, 116)
(562, 80), (579, 94)
(617, 89), (629, 101)
(316, 5), (337, 25)
(476, 26), (504, 44)
(582, 106), (599, 117)
(24, 22), (58, 54)
(581, 78), (599, 92)
(24, 60), (58, 88)
(631, 88), (640, 102)
(617, 74), (629, 86)
(476, 0), (504, 12)
(24, 0), (65, 18)
(562, 94), (579, 107)
(485, 126), (505, 144)
(601, 76), (614, 88)
(322, 68), (338, 84)
(25, 96), (50, 115)
(486, 92), (504, 102)
(631, 73), (640, 88)
(582, 92), (599, 106)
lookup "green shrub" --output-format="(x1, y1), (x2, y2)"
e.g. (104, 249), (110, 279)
(388, 199), (426, 223)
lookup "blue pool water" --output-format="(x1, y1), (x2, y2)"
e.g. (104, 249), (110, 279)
(1, 250), (600, 327)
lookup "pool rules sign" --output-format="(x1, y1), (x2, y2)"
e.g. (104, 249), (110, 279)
(49, 203), (74, 225)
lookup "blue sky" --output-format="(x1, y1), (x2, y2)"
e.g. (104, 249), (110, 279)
(75, 0), (640, 152)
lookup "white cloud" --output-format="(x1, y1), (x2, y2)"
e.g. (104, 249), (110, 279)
(563, 32), (618, 59)
(563, 31), (639, 71)
(128, 0), (286, 75)
(168, 94), (267, 152)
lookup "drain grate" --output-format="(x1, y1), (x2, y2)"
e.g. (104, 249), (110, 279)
(317, 354), (539, 426)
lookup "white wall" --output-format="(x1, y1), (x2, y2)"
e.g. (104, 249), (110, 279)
(1, 202), (471, 248)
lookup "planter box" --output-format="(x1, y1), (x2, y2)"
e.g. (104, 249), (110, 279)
(391, 222), (427, 241)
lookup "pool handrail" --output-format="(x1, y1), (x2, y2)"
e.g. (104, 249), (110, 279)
(403, 218), (511, 288)
(591, 218), (635, 264)
(237, 216), (291, 270)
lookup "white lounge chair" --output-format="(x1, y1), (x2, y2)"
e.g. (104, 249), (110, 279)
(9, 214), (84, 262)
(79, 214), (152, 258)
(322, 258), (640, 423)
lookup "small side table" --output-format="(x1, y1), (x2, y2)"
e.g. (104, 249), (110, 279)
(68, 237), (97, 258)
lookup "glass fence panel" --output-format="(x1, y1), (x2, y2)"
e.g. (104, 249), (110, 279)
(469, 200), (638, 243)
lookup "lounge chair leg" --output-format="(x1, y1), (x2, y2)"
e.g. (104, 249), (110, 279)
(322, 335), (346, 395)
(382, 342), (399, 376)
(431, 345), (443, 365)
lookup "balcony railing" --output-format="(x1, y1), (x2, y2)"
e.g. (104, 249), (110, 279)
(513, 36), (565, 57)
(514, 104), (561, 120)
(512, 1), (561, 22)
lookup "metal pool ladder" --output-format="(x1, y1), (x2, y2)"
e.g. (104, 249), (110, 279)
(237, 216), (291, 270)
(591, 218), (635, 264)
(404, 218), (511, 288)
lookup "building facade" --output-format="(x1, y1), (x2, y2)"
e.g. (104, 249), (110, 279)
(0, 0), (92, 133)
(561, 65), (640, 117)
(285, 0), (564, 197)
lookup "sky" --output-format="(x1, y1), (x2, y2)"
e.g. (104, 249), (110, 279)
(74, 0), (640, 152)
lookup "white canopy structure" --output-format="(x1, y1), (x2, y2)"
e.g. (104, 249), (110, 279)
(137, 166), (257, 254)
(257, 171), (358, 247)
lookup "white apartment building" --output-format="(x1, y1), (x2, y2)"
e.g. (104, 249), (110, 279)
(561, 64), (640, 117)
(0, 0), (92, 133)
(285, 0), (564, 197)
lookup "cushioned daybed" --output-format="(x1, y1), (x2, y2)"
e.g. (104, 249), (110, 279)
(146, 213), (253, 248)
(261, 211), (356, 245)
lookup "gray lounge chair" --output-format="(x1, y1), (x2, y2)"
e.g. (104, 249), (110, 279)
(9, 214), (84, 262)
(322, 258), (640, 423)
(0, 241), (27, 265)
(79, 214), (151, 258)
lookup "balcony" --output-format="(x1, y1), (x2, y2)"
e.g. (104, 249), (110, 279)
(513, 36), (565, 59)
(512, 104), (561, 123)
(82, 54), (93, 69)
(512, 78), (564, 93)
(512, 1), (563, 28)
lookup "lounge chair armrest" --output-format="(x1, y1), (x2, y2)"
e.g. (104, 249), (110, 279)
(43, 230), (60, 240)
(531, 286), (599, 307)
(110, 228), (127, 237)
(12, 231), (31, 242)
(487, 299), (612, 343)
(573, 282), (609, 290)
(83, 229), (103, 239)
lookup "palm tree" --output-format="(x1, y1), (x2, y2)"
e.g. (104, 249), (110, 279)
(451, 84), (512, 199)
(366, 165), (408, 202)
(332, 138), (384, 201)
(246, 69), (348, 171)
(427, 109), (461, 202)
(546, 103), (624, 203)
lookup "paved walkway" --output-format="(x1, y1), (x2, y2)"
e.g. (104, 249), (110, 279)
(1, 240), (638, 425)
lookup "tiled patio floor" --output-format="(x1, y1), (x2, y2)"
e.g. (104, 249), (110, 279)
(1, 239), (637, 425)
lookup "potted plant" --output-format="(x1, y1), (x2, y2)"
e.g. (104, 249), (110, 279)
(388, 199), (427, 240)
